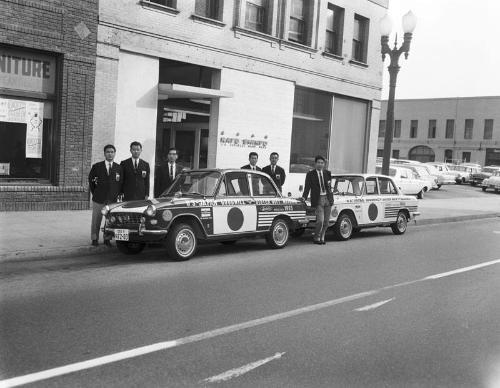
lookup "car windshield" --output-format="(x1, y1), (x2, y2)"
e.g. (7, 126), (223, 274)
(163, 171), (221, 197)
(413, 166), (431, 176)
(332, 176), (365, 196)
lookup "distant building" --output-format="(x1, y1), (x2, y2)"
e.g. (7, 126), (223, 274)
(0, 0), (98, 211)
(94, 0), (388, 196)
(378, 96), (500, 166)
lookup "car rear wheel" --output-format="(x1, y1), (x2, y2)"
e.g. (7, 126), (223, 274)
(333, 213), (354, 241)
(417, 190), (424, 199)
(116, 241), (146, 255)
(482, 187), (487, 192)
(166, 223), (197, 261)
(266, 218), (289, 249)
(437, 184), (442, 189)
(391, 212), (408, 235)
(470, 182), (476, 186)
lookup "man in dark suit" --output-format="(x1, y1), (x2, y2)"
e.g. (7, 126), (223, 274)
(88, 144), (123, 247)
(241, 152), (261, 171)
(120, 141), (150, 201)
(262, 152), (286, 192)
(302, 155), (334, 245)
(155, 147), (182, 197)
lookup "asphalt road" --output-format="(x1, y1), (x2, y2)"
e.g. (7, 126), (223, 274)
(1, 218), (499, 387)
(425, 182), (496, 199)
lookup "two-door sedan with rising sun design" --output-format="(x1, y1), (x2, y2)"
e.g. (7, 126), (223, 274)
(297, 174), (420, 240)
(102, 169), (308, 260)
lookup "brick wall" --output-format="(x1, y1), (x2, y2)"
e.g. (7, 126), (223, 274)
(0, 0), (98, 211)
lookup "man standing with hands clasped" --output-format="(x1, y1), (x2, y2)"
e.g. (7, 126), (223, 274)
(263, 152), (286, 192)
(121, 141), (150, 201)
(88, 144), (123, 247)
(301, 155), (334, 245)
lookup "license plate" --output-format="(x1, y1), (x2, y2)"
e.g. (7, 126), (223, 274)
(114, 229), (129, 241)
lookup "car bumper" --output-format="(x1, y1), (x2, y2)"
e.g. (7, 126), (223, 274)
(104, 227), (168, 242)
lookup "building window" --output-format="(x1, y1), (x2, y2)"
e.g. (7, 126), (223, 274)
(352, 14), (369, 63)
(392, 149), (400, 159)
(378, 120), (386, 138)
(289, 0), (309, 44)
(464, 119), (473, 139)
(410, 120), (418, 138)
(394, 120), (401, 138)
(245, 0), (269, 33)
(484, 119), (493, 140)
(377, 149), (384, 158)
(195, 0), (222, 20)
(428, 119), (437, 139)
(290, 87), (332, 173)
(444, 149), (453, 162)
(149, 0), (176, 8)
(445, 119), (454, 139)
(462, 152), (471, 163)
(325, 4), (344, 55)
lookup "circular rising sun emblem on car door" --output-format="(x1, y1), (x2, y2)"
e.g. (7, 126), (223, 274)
(227, 207), (244, 231)
(368, 203), (378, 221)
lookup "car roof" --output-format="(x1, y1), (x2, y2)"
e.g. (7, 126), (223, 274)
(333, 173), (396, 179)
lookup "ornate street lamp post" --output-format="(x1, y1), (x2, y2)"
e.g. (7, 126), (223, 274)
(380, 11), (417, 176)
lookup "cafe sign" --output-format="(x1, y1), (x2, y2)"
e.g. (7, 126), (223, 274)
(0, 47), (56, 94)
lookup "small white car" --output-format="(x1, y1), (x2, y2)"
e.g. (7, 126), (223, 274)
(300, 174), (419, 240)
(401, 164), (439, 191)
(425, 163), (458, 185)
(449, 165), (480, 184)
(481, 170), (500, 193)
(376, 165), (427, 199)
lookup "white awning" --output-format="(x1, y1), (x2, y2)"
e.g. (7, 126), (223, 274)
(158, 83), (233, 100)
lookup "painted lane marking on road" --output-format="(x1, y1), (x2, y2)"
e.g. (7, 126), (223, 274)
(201, 352), (285, 384)
(354, 298), (395, 312)
(2, 258), (500, 388)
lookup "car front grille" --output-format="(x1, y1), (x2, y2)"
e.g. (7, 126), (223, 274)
(110, 212), (142, 228)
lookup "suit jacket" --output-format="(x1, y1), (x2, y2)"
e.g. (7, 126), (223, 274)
(155, 162), (183, 197)
(120, 158), (150, 201)
(302, 169), (334, 208)
(88, 161), (123, 204)
(262, 164), (286, 191)
(241, 164), (261, 171)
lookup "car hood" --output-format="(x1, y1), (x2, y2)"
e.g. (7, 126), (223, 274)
(111, 196), (196, 213)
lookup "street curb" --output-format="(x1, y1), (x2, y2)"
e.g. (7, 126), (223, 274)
(1, 213), (499, 264)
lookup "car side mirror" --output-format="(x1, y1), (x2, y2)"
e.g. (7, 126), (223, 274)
(299, 185), (303, 192)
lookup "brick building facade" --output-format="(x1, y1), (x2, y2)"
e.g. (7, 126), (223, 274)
(0, 0), (98, 210)
(378, 96), (500, 165)
(94, 0), (387, 197)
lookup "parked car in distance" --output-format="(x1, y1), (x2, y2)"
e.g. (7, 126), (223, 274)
(448, 165), (480, 184)
(394, 163), (439, 191)
(425, 162), (459, 185)
(424, 164), (455, 187)
(298, 174), (419, 240)
(102, 169), (307, 260)
(375, 165), (427, 199)
(471, 166), (500, 186)
(481, 170), (500, 193)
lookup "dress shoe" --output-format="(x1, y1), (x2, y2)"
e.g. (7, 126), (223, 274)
(320, 241), (326, 245)
(91, 240), (98, 246)
(104, 240), (113, 247)
(313, 240), (322, 245)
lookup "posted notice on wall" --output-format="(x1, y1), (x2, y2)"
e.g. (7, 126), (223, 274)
(0, 97), (44, 158)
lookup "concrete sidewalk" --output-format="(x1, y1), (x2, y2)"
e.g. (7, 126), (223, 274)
(1, 196), (500, 262)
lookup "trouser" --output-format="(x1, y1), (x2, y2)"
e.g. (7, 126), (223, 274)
(91, 201), (110, 241)
(314, 195), (332, 241)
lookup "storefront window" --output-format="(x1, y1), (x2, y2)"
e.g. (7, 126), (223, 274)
(0, 98), (53, 180)
(289, 87), (332, 173)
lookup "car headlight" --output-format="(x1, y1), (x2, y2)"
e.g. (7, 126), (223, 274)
(101, 205), (110, 215)
(145, 204), (156, 217)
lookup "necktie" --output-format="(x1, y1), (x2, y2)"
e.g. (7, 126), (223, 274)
(272, 166), (275, 174)
(134, 159), (138, 170)
(108, 163), (111, 175)
(319, 171), (325, 193)
(170, 164), (173, 179)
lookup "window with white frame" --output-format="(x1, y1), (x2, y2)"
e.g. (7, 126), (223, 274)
(195, 0), (222, 20)
(325, 3), (344, 55)
(289, 0), (308, 44)
(244, 0), (269, 33)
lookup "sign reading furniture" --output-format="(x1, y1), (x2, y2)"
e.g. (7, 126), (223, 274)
(0, 47), (56, 95)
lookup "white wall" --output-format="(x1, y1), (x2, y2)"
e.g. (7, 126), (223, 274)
(114, 51), (159, 196)
(216, 68), (295, 170)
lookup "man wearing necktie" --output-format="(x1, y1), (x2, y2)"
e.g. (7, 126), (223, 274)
(263, 152), (286, 192)
(120, 141), (150, 201)
(241, 152), (261, 171)
(155, 147), (182, 197)
(301, 155), (334, 245)
(88, 144), (123, 247)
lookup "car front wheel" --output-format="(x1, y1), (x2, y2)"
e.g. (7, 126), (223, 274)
(482, 187), (487, 192)
(333, 213), (354, 241)
(116, 241), (146, 255)
(166, 223), (197, 261)
(266, 219), (290, 249)
(391, 212), (408, 235)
